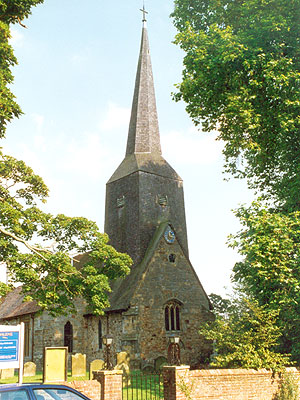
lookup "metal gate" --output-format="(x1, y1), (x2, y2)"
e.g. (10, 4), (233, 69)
(122, 371), (164, 400)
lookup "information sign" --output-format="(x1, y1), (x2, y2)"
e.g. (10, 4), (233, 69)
(0, 324), (24, 383)
(0, 331), (19, 362)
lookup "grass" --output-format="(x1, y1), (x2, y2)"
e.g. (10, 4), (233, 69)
(122, 371), (164, 400)
(0, 371), (89, 385)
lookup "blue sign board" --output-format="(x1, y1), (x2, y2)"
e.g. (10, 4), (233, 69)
(0, 331), (19, 362)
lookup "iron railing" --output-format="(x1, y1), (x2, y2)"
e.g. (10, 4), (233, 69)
(122, 371), (164, 400)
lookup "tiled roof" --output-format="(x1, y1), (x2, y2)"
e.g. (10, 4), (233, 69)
(0, 286), (40, 320)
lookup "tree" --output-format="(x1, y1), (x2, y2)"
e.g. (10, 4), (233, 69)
(201, 294), (291, 370)
(0, 147), (132, 316)
(0, 1), (132, 316)
(172, 0), (300, 210)
(172, 0), (300, 365)
(0, 0), (46, 137)
(228, 202), (300, 361)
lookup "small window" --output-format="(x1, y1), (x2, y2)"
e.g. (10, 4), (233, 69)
(24, 320), (30, 357)
(64, 321), (73, 353)
(169, 254), (176, 263)
(98, 319), (103, 349)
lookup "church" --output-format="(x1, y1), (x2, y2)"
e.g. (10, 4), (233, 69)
(0, 13), (212, 371)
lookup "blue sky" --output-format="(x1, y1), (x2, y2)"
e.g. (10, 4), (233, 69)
(2, 0), (253, 295)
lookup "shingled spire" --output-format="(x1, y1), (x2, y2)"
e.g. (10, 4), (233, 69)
(126, 19), (162, 156)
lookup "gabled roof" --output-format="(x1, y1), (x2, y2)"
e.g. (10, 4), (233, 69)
(0, 286), (40, 320)
(106, 221), (211, 312)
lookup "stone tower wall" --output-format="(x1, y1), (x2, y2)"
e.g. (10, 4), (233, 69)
(105, 170), (188, 265)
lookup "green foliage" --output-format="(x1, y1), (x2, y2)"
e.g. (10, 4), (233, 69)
(0, 149), (132, 315)
(229, 202), (300, 361)
(0, 1), (132, 316)
(0, 0), (44, 24)
(0, 0), (44, 138)
(172, 0), (300, 210)
(173, 0), (300, 367)
(208, 293), (235, 319)
(0, 281), (12, 298)
(201, 296), (291, 370)
(275, 372), (299, 400)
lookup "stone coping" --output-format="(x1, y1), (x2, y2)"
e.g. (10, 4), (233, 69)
(93, 369), (123, 376)
(188, 367), (299, 377)
(163, 365), (190, 371)
(163, 366), (299, 376)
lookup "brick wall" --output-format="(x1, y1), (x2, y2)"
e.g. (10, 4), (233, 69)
(163, 365), (300, 400)
(63, 380), (101, 400)
(93, 370), (123, 400)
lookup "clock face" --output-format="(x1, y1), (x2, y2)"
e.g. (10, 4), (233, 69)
(164, 227), (175, 244)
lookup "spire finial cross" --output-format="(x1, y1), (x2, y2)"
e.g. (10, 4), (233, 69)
(140, 1), (148, 22)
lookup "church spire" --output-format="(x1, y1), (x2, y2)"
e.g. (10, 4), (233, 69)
(105, 13), (189, 263)
(125, 12), (162, 156)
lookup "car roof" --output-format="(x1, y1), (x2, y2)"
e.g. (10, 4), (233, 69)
(0, 384), (81, 390)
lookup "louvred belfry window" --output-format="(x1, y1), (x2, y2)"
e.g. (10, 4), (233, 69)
(164, 302), (181, 331)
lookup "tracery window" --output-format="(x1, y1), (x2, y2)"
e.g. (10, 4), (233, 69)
(64, 321), (73, 353)
(164, 302), (181, 331)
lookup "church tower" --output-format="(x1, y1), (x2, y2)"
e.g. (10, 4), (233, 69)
(105, 15), (188, 265)
(104, 10), (212, 368)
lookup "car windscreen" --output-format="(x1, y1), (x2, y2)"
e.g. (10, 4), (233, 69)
(33, 389), (87, 400)
(0, 389), (30, 400)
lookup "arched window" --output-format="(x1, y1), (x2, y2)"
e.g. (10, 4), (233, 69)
(64, 321), (73, 353)
(98, 319), (103, 349)
(164, 302), (181, 331)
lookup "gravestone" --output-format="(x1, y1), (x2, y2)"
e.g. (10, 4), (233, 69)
(24, 361), (36, 377)
(0, 369), (14, 379)
(71, 353), (86, 377)
(154, 356), (167, 371)
(43, 347), (68, 383)
(115, 351), (130, 377)
(89, 359), (105, 380)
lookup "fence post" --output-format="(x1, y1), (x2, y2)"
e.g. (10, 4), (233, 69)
(93, 370), (123, 400)
(162, 366), (190, 400)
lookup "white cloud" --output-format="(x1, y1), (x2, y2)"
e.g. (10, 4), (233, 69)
(99, 102), (130, 132)
(71, 53), (86, 65)
(9, 29), (24, 47)
(31, 113), (45, 133)
(15, 142), (48, 178)
(161, 126), (224, 166)
(61, 133), (114, 180)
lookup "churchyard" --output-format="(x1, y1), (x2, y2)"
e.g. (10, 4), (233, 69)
(0, 358), (163, 400)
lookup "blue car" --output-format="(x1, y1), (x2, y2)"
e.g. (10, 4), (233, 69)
(0, 384), (92, 400)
